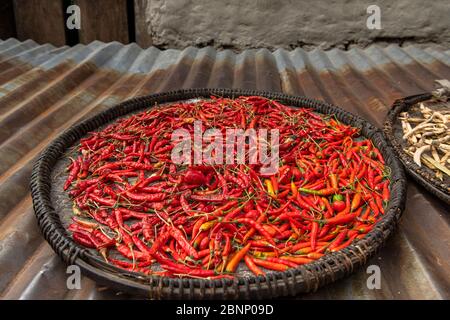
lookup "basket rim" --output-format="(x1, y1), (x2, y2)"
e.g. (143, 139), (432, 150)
(383, 92), (450, 205)
(30, 88), (407, 299)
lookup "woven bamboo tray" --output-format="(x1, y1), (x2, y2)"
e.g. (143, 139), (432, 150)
(30, 88), (407, 299)
(384, 93), (450, 204)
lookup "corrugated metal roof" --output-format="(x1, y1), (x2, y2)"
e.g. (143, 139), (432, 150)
(0, 38), (449, 299)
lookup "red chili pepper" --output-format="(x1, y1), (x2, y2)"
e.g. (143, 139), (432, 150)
(72, 232), (96, 248)
(190, 194), (228, 202)
(330, 234), (358, 252)
(244, 255), (265, 276)
(69, 178), (100, 197)
(382, 181), (390, 203)
(372, 147), (385, 164)
(223, 234), (232, 256)
(353, 224), (373, 234)
(88, 194), (116, 207)
(261, 257), (297, 268)
(356, 163), (367, 181)
(64, 158), (81, 190)
(148, 230), (170, 256)
(369, 199), (380, 217)
(310, 221), (319, 251)
(252, 258), (289, 271)
(298, 187), (338, 196)
(361, 206), (372, 220)
(162, 264), (216, 277)
(125, 192), (166, 202)
(376, 195), (385, 214)
(236, 218), (276, 246)
(115, 244), (147, 261)
(295, 194), (313, 210)
(328, 229), (348, 251)
(317, 213), (358, 226)
(170, 226), (199, 259)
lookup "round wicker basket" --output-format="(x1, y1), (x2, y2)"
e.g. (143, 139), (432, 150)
(384, 93), (450, 204)
(30, 88), (407, 299)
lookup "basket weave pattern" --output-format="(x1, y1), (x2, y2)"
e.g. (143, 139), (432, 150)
(384, 93), (450, 204)
(31, 88), (407, 299)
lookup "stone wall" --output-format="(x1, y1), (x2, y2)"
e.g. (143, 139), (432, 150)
(134, 0), (450, 50)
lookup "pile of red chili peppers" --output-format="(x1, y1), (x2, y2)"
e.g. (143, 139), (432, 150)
(65, 96), (390, 279)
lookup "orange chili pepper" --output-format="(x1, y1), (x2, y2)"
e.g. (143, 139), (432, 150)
(199, 220), (217, 231)
(252, 258), (289, 271)
(264, 179), (276, 198)
(270, 176), (278, 194)
(244, 255), (265, 276)
(290, 180), (298, 198)
(307, 252), (324, 259)
(329, 173), (338, 189)
(351, 192), (362, 212)
(225, 243), (251, 272)
(279, 256), (313, 265)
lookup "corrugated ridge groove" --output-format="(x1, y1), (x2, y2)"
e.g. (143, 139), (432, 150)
(0, 39), (448, 299)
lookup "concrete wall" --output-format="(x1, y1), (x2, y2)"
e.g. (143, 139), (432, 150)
(134, 0), (450, 50)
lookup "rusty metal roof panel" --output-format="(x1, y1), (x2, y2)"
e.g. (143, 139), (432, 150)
(0, 38), (449, 300)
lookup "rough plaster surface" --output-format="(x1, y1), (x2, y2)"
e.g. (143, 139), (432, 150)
(135, 0), (450, 50)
